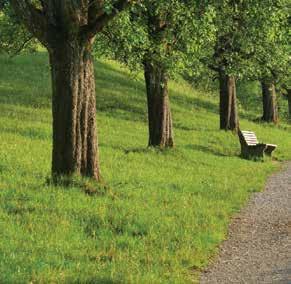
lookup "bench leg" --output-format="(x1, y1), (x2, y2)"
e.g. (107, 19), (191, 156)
(241, 145), (266, 160)
(264, 145), (276, 156)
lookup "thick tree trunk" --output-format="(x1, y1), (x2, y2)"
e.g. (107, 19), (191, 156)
(287, 89), (291, 119)
(261, 81), (278, 123)
(10, 0), (131, 186)
(144, 60), (174, 148)
(49, 40), (100, 182)
(219, 71), (239, 132)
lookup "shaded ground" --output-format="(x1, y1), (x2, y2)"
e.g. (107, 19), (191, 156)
(200, 162), (291, 284)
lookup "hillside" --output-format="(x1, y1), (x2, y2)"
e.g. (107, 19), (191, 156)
(0, 53), (291, 283)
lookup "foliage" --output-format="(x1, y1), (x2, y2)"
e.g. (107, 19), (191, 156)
(95, 0), (216, 78)
(245, 0), (291, 84)
(0, 2), (38, 55)
(1, 53), (291, 283)
(195, 0), (290, 81)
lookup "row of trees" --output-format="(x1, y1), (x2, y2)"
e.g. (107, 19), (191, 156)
(0, 0), (290, 185)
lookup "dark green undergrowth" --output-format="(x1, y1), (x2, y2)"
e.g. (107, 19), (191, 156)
(1, 53), (291, 283)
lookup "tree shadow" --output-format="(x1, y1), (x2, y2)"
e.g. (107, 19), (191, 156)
(1, 126), (51, 141)
(0, 54), (148, 123)
(70, 278), (121, 284)
(99, 143), (168, 155)
(184, 144), (234, 157)
(174, 123), (217, 132)
(94, 61), (145, 94)
(170, 89), (218, 114)
(95, 61), (147, 122)
(0, 82), (52, 109)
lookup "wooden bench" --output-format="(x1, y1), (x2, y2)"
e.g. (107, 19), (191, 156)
(238, 130), (277, 159)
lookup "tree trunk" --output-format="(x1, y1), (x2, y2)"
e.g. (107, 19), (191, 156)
(219, 71), (239, 132)
(10, 1), (131, 186)
(261, 81), (278, 123)
(286, 89), (291, 119)
(144, 60), (174, 148)
(49, 40), (100, 182)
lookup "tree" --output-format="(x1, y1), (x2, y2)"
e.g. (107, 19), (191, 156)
(95, 1), (215, 147)
(198, 0), (289, 131)
(9, 0), (132, 183)
(261, 81), (278, 123)
(142, 3), (178, 148)
(250, 0), (290, 123)
(285, 88), (291, 118)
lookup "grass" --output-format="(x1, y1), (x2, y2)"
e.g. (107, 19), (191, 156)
(1, 52), (291, 283)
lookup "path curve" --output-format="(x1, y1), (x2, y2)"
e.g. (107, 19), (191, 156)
(200, 162), (291, 284)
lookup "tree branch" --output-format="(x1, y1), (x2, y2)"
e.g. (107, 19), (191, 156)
(9, 36), (34, 58)
(10, 0), (49, 46)
(88, 0), (105, 24)
(82, 0), (131, 40)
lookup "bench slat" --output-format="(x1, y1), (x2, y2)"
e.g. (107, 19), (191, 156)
(243, 133), (257, 136)
(243, 134), (257, 138)
(240, 131), (259, 145)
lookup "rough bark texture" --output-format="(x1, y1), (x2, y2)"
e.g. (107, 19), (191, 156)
(219, 71), (239, 132)
(49, 41), (100, 180)
(261, 81), (278, 123)
(144, 60), (174, 148)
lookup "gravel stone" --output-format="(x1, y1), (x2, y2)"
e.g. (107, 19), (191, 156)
(200, 162), (291, 284)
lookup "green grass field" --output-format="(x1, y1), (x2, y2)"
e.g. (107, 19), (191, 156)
(1, 52), (291, 283)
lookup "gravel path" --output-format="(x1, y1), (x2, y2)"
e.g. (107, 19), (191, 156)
(200, 162), (291, 284)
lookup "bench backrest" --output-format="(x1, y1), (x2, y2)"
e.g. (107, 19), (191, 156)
(239, 131), (259, 146)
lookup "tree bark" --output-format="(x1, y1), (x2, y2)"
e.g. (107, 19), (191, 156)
(219, 71), (239, 132)
(144, 60), (174, 148)
(261, 81), (278, 123)
(49, 40), (100, 181)
(287, 89), (291, 119)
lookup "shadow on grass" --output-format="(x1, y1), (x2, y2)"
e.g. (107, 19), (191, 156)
(95, 61), (145, 94)
(0, 87), (52, 109)
(0, 55), (148, 123)
(184, 144), (232, 157)
(71, 278), (121, 284)
(171, 90), (218, 114)
(1, 127), (51, 141)
(99, 144), (175, 155)
(124, 147), (151, 154)
(174, 123), (217, 132)
(0, 53), (222, 125)
(95, 61), (147, 122)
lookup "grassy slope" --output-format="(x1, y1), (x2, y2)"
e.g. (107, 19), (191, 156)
(0, 53), (291, 283)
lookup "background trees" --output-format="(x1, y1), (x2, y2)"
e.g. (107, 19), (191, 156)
(248, 0), (290, 124)
(196, 0), (290, 131)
